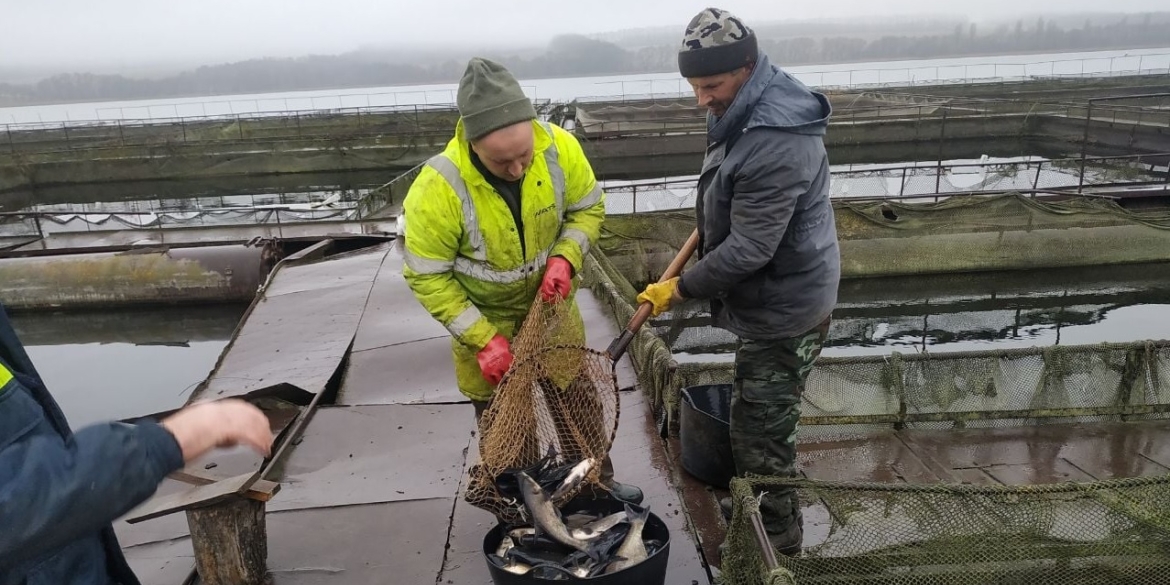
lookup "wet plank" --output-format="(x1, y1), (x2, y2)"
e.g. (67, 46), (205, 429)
(981, 460), (1097, 485)
(350, 242), (448, 353)
(267, 499), (453, 585)
(339, 337), (464, 405)
(121, 537), (195, 585)
(668, 432), (725, 575)
(1063, 421), (1170, 479)
(577, 288), (638, 391)
(262, 245), (391, 297)
(125, 471), (261, 524)
(115, 478), (192, 548)
(799, 430), (940, 484)
(607, 390), (712, 584)
(437, 437), (498, 585)
(196, 245), (387, 400)
(268, 404), (475, 512)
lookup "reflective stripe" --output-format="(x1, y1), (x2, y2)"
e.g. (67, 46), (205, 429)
(0, 362), (11, 389)
(427, 154), (486, 261)
(567, 183), (603, 212)
(447, 305), (485, 337)
(425, 126), (571, 286)
(403, 248), (454, 275)
(561, 228), (591, 257)
(540, 122), (566, 220)
(454, 249), (550, 284)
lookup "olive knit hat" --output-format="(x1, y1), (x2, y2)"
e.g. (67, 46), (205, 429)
(456, 57), (536, 141)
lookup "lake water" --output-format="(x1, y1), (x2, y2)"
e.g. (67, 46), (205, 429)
(2, 47), (1168, 125)
(11, 261), (1170, 427)
(662, 262), (1170, 362)
(7, 304), (247, 427)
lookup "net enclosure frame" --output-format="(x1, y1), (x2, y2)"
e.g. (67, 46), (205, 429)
(580, 192), (1170, 584)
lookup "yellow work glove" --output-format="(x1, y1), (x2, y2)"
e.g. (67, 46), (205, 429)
(636, 277), (680, 317)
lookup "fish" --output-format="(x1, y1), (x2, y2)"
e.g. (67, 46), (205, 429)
(562, 512), (599, 531)
(487, 553), (531, 575)
(550, 457), (597, 501)
(495, 534), (515, 558)
(570, 511), (628, 541)
(606, 504), (650, 574)
(645, 538), (666, 557)
(516, 470), (598, 558)
(506, 547), (572, 567)
(508, 527), (536, 541)
(495, 447), (595, 502)
(494, 446), (559, 500)
(517, 533), (576, 554)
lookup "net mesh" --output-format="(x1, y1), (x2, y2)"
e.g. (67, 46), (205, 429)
(594, 194), (1170, 280)
(576, 191), (1170, 584)
(723, 475), (1170, 585)
(464, 296), (622, 525)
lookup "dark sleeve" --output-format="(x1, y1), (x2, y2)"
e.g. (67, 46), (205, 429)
(0, 384), (184, 566)
(678, 129), (813, 299)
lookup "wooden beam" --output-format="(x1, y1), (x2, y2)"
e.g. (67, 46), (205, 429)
(168, 469), (281, 502)
(125, 471), (261, 524)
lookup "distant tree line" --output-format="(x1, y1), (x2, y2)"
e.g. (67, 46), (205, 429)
(1, 14), (1167, 106)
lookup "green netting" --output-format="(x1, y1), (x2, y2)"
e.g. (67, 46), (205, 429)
(723, 475), (1170, 585)
(586, 230), (1170, 435)
(597, 193), (1170, 282)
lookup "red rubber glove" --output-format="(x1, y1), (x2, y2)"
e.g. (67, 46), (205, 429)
(540, 256), (573, 303)
(476, 334), (513, 386)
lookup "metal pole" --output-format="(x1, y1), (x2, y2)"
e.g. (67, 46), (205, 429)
(5, 124), (13, 154)
(936, 109), (947, 195)
(1079, 100), (1092, 193)
(750, 510), (780, 572)
(118, 120), (125, 146)
(900, 167), (908, 197)
(1033, 161), (1043, 189)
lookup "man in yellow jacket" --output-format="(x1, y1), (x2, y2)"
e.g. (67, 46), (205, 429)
(400, 57), (642, 505)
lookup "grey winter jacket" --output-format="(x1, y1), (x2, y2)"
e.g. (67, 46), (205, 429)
(676, 53), (841, 340)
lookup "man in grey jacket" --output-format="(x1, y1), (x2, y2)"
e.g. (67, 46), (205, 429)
(637, 7), (841, 557)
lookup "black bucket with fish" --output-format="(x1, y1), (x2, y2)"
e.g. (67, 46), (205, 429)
(482, 497), (671, 584)
(679, 384), (735, 488)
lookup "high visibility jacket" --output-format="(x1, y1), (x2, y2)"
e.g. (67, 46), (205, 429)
(401, 119), (605, 398)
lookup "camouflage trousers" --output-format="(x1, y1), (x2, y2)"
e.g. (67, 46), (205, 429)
(731, 316), (831, 536)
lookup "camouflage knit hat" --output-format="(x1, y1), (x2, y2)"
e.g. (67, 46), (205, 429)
(457, 57), (536, 141)
(677, 7), (759, 78)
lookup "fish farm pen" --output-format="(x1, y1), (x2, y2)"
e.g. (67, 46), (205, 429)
(0, 70), (1169, 585)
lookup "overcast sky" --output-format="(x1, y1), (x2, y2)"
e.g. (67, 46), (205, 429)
(1, 0), (1165, 74)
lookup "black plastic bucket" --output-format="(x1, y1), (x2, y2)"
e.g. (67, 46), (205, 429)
(679, 384), (735, 488)
(482, 497), (671, 584)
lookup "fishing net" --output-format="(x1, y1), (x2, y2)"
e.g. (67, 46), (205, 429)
(722, 474), (1170, 585)
(465, 295), (622, 525)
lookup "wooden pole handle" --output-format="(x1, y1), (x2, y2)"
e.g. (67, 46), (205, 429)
(605, 228), (700, 361)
